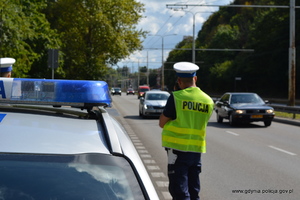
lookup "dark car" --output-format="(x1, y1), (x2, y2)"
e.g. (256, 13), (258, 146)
(111, 87), (121, 95)
(214, 92), (275, 126)
(127, 88), (135, 95)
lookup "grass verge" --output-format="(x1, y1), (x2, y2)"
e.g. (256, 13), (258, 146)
(275, 111), (300, 120)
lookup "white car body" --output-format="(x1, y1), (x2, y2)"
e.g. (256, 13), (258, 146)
(0, 78), (159, 200)
(139, 90), (170, 118)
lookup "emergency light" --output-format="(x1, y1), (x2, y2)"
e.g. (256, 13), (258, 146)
(0, 78), (112, 107)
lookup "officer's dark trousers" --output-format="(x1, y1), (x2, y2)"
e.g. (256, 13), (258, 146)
(167, 149), (202, 200)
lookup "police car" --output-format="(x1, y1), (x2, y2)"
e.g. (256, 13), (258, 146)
(0, 78), (159, 200)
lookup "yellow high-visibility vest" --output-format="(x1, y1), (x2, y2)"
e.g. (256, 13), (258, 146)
(162, 87), (214, 153)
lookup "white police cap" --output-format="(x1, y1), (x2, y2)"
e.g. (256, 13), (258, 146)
(0, 58), (16, 73)
(174, 62), (199, 77)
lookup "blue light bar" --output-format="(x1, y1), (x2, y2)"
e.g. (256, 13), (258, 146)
(0, 78), (112, 107)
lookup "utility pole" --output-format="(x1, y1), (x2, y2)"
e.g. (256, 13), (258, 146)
(149, 34), (177, 90)
(289, 0), (296, 106)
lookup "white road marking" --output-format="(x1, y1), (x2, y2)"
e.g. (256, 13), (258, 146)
(151, 172), (166, 178)
(226, 131), (239, 136)
(140, 154), (151, 158)
(143, 159), (156, 164)
(116, 112), (170, 199)
(156, 181), (169, 187)
(161, 191), (172, 199)
(138, 150), (149, 154)
(268, 145), (297, 156)
(147, 165), (160, 170)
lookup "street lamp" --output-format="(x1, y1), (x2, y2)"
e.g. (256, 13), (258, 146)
(168, 8), (212, 64)
(149, 34), (177, 90)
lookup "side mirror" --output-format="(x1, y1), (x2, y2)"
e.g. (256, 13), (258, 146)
(140, 97), (145, 102)
(224, 101), (230, 105)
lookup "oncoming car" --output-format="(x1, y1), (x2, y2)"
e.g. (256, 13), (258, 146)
(111, 87), (122, 95)
(0, 78), (159, 200)
(127, 88), (135, 95)
(137, 85), (150, 99)
(139, 90), (170, 118)
(214, 92), (275, 126)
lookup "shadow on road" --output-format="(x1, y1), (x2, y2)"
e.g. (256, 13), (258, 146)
(208, 121), (266, 129)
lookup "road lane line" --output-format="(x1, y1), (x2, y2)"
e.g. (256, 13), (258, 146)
(161, 191), (172, 199)
(268, 145), (297, 156)
(226, 131), (239, 136)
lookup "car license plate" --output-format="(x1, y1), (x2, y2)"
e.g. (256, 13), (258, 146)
(251, 115), (263, 118)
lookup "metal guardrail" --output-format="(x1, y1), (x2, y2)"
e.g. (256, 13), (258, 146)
(270, 104), (300, 115)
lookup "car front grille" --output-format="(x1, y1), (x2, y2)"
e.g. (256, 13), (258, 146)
(246, 110), (266, 114)
(153, 106), (165, 109)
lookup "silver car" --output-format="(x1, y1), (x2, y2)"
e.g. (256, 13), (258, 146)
(139, 90), (170, 118)
(0, 78), (159, 200)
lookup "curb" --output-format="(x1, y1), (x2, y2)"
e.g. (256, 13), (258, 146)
(273, 117), (300, 127)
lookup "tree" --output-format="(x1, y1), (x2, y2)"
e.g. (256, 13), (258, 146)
(46, 0), (146, 80)
(164, 0), (300, 97)
(0, 0), (61, 78)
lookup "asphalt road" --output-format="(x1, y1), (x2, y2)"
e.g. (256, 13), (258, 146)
(108, 93), (300, 200)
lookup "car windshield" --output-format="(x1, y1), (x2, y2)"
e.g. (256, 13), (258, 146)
(146, 93), (169, 100)
(0, 153), (144, 200)
(140, 88), (149, 92)
(114, 88), (121, 91)
(230, 94), (264, 104)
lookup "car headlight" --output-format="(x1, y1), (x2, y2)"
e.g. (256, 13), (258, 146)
(266, 109), (274, 114)
(235, 110), (245, 114)
(144, 105), (153, 109)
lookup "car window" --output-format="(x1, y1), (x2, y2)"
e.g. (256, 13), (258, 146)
(146, 93), (169, 100)
(230, 94), (264, 104)
(220, 94), (230, 102)
(140, 88), (149, 92)
(0, 153), (144, 200)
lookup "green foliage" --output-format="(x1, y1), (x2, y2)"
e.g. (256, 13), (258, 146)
(210, 60), (232, 78)
(46, 0), (146, 80)
(165, 0), (300, 98)
(0, 0), (61, 78)
(0, 0), (145, 79)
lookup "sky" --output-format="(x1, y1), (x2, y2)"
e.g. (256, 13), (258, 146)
(118, 0), (233, 72)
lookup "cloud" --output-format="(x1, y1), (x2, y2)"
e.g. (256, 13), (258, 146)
(120, 0), (233, 70)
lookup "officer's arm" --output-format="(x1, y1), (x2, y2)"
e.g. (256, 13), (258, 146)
(159, 114), (171, 128)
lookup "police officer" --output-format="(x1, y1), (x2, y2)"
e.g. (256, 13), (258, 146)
(159, 62), (214, 200)
(0, 58), (15, 77)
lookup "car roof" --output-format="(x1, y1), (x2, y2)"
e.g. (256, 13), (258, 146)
(145, 90), (169, 94)
(0, 78), (141, 156)
(225, 92), (257, 95)
(0, 78), (116, 155)
(0, 107), (110, 154)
